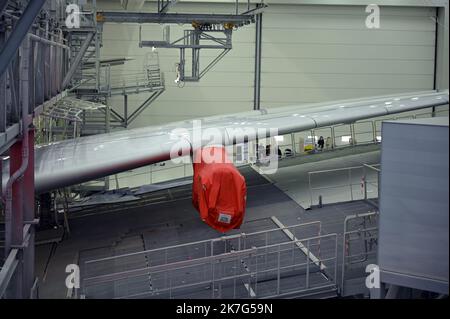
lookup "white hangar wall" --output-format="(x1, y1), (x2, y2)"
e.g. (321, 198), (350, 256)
(96, 0), (438, 128)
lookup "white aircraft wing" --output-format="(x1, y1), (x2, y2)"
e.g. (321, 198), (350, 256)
(4, 90), (449, 193)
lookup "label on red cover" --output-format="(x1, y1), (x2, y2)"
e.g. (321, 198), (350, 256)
(218, 213), (232, 224)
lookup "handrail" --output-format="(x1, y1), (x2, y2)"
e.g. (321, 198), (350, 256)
(82, 232), (338, 299)
(85, 220), (322, 264)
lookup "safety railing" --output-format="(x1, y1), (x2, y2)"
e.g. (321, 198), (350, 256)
(80, 221), (338, 299)
(362, 163), (381, 205)
(275, 105), (448, 156)
(308, 164), (380, 208)
(340, 211), (379, 297)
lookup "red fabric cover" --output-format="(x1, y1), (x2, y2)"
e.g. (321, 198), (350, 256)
(192, 146), (247, 233)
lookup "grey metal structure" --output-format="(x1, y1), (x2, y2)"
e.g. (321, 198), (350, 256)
(253, 10), (262, 110)
(81, 221), (338, 299)
(0, 1), (70, 154)
(97, 11), (262, 25)
(137, 2), (266, 82)
(157, 0), (179, 14)
(0, 0), (71, 299)
(376, 117), (449, 297)
(0, 0), (47, 77)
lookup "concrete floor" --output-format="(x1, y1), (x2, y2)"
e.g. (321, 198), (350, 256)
(265, 150), (380, 208)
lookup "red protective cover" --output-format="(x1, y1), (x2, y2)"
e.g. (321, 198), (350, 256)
(192, 146), (247, 233)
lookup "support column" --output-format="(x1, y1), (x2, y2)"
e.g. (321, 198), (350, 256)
(433, 5), (449, 116)
(7, 139), (24, 298)
(253, 12), (262, 110)
(124, 94), (128, 127)
(23, 128), (35, 298)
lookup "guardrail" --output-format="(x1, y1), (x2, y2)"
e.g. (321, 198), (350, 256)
(340, 211), (379, 297)
(308, 164), (381, 208)
(81, 221), (338, 299)
(0, 223), (38, 298)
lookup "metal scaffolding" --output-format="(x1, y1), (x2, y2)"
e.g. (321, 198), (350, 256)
(0, 0), (71, 298)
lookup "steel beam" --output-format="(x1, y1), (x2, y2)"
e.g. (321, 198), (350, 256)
(22, 129), (35, 297)
(28, 33), (70, 50)
(127, 90), (165, 125)
(97, 11), (255, 25)
(7, 139), (23, 253)
(0, 0), (46, 77)
(253, 12), (262, 110)
(0, 248), (19, 298)
(62, 32), (94, 89)
(158, 0), (179, 14)
(0, 31), (5, 133)
(0, 0), (7, 15)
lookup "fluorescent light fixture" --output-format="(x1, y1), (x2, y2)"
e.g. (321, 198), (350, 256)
(341, 136), (351, 142)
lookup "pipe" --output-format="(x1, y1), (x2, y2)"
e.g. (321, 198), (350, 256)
(0, 0), (46, 77)
(28, 33), (70, 50)
(2, 11), (68, 43)
(3, 38), (31, 253)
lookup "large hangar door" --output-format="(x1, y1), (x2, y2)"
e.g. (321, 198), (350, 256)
(261, 5), (437, 108)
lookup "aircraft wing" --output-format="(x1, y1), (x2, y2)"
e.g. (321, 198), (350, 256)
(4, 90), (449, 194)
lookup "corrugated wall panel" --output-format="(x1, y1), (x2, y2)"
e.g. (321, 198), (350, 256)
(97, 1), (436, 127)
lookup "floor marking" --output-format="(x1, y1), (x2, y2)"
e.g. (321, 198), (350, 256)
(270, 216), (326, 271)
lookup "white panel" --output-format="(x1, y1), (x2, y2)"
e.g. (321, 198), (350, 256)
(98, 2), (436, 126)
(261, 4), (436, 108)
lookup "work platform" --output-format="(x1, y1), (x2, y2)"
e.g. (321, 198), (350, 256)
(35, 166), (377, 299)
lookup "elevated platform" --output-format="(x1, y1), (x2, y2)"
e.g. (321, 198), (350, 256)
(35, 166), (377, 299)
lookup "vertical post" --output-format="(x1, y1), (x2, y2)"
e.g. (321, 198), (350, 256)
(306, 240), (310, 288)
(349, 169), (353, 201)
(377, 170), (380, 199)
(0, 30), (5, 133)
(105, 101), (110, 133)
(93, 0), (101, 92)
(7, 139), (24, 298)
(372, 121), (377, 142)
(309, 172), (313, 207)
(331, 126), (335, 149)
(350, 123), (355, 146)
(341, 230), (347, 296)
(432, 7), (438, 119)
(276, 244), (280, 295)
(253, 11), (262, 110)
(363, 167), (368, 200)
(123, 94), (128, 127)
(311, 129), (316, 147)
(23, 128), (35, 298)
(290, 133), (296, 156)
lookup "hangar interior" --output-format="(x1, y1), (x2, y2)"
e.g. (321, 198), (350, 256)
(0, 0), (448, 299)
